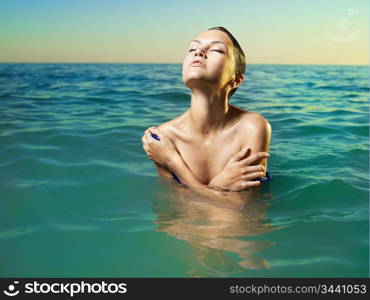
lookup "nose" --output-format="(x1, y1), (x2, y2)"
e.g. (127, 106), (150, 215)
(194, 47), (206, 58)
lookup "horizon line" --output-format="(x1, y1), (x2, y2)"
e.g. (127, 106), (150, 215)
(0, 62), (368, 66)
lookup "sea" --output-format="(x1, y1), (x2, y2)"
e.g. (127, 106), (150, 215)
(0, 63), (368, 277)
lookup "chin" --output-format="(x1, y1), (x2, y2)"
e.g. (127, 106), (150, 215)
(183, 69), (209, 80)
(183, 78), (219, 91)
(183, 76), (206, 87)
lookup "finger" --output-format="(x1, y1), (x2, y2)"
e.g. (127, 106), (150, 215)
(142, 142), (149, 150)
(144, 128), (152, 137)
(142, 132), (150, 142)
(143, 133), (151, 146)
(241, 180), (261, 189)
(141, 134), (147, 144)
(144, 129), (157, 143)
(142, 143), (150, 155)
(144, 127), (152, 135)
(229, 147), (251, 163)
(241, 171), (265, 181)
(241, 164), (265, 174)
(142, 145), (150, 155)
(145, 127), (159, 140)
(149, 127), (164, 141)
(240, 151), (270, 166)
(232, 180), (261, 191)
(145, 127), (159, 141)
(144, 129), (151, 140)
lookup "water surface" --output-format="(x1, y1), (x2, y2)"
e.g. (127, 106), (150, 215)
(0, 63), (368, 277)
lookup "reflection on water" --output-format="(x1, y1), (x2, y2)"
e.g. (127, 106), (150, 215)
(0, 64), (368, 277)
(152, 179), (279, 277)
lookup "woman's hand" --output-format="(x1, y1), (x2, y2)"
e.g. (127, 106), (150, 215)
(141, 127), (178, 168)
(208, 147), (269, 192)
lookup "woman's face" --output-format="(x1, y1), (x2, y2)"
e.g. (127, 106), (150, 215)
(182, 30), (236, 91)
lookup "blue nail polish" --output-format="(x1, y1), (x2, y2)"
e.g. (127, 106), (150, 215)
(151, 133), (160, 141)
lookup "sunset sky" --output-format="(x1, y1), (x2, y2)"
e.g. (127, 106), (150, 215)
(0, 0), (368, 64)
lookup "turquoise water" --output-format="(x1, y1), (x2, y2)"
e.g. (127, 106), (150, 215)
(0, 63), (368, 277)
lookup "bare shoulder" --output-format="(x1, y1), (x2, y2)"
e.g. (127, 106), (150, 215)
(231, 106), (272, 153)
(156, 113), (186, 137)
(156, 119), (175, 133)
(238, 109), (271, 133)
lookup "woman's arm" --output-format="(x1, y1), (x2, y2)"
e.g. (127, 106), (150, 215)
(154, 157), (248, 206)
(239, 114), (272, 175)
(154, 151), (272, 209)
(142, 127), (216, 188)
(165, 150), (268, 205)
(142, 127), (269, 199)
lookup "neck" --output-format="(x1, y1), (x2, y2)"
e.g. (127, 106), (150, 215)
(187, 87), (230, 136)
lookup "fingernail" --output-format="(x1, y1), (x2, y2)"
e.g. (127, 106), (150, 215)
(267, 153), (270, 157)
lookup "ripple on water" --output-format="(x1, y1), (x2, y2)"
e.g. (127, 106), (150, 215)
(0, 63), (368, 277)
(273, 179), (366, 212)
(0, 226), (39, 240)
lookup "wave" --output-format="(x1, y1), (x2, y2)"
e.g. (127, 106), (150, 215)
(269, 209), (368, 227)
(0, 226), (39, 240)
(146, 91), (189, 102)
(316, 85), (369, 93)
(273, 179), (367, 212)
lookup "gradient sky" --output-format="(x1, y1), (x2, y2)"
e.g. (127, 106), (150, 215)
(0, 0), (368, 64)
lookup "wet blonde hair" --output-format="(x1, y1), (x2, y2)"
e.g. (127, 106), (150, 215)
(208, 26), (246, 99)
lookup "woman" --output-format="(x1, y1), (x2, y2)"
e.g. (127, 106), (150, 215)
(142, 26), (271, 200)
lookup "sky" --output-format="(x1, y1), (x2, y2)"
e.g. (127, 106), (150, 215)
(0, 0), (368, 64)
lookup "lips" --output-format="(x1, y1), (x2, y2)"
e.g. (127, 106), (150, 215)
(190, 59), (205, 67)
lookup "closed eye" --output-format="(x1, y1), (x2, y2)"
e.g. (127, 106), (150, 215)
(188, 48), (224, 53)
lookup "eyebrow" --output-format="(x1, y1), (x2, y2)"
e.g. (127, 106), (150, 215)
(188, 39), (228, 48)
